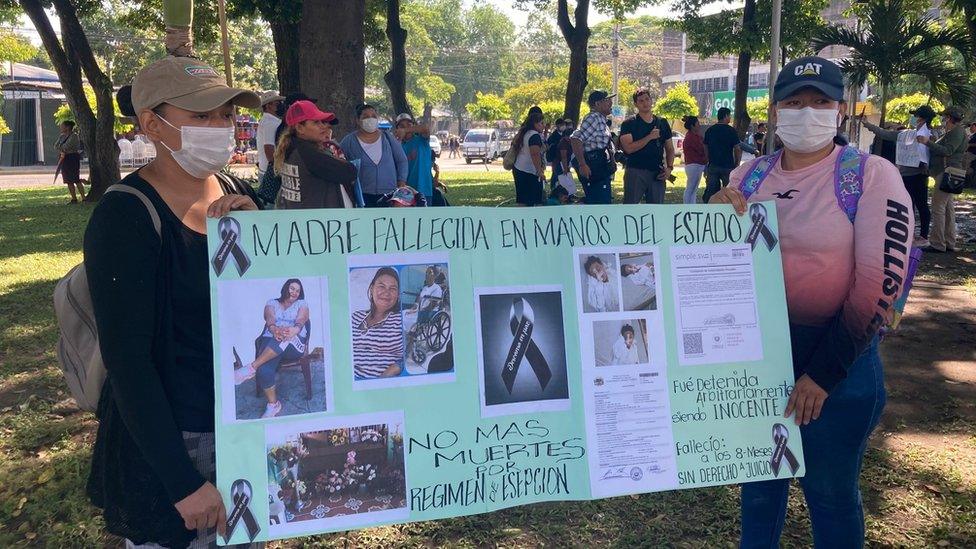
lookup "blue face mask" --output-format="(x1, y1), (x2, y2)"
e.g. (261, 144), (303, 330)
(908, 115), (917, 127)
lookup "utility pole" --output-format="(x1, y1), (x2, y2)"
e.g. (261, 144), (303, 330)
(766, 0), (782, 154)
(612, 21), (620, 108)
(847, 18), (862, 148)
(680, 32), (687, 82)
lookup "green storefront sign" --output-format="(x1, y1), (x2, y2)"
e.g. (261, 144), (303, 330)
(712, 89), (768, 118)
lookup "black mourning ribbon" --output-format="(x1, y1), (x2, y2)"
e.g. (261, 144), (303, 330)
(212, 217), (252, 276)
(501, 298), (552, 394)
(769, 423), (800, 477)
(745, 203), (778, 252)
(224, 479), (261, 543)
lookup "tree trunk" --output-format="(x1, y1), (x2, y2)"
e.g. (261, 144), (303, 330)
(732, 0), (757, 139)
(557, 0), (590, 124)
(965, 6), (976, 56)
(162, 0), (194, 56)
(732, 51), (752, 138)
(299, 0), (366, 138)
(879, 81), (889, 126)
(21, 0), (121, 200)
(270, 20), (301, 95)
(54, 0), (121, 200)
(422, 102), (433, 127)
(384, 0), (410, 116)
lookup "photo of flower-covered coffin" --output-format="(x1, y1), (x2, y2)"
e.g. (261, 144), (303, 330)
(266, 421), (407, 528)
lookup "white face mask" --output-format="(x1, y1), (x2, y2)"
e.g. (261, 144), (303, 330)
(775, 107), (839, 154)
(361, 118), (380, 133)
(156, 114), (234, 178)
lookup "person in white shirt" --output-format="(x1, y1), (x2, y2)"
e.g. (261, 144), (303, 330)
(257, 91), (284, 178)
(584, 256), (618, 312)
(410, 267), (443, 324)
(622, 262), (655, 292)
(859, 104), (935, 246)
(610, 324), (640, 365)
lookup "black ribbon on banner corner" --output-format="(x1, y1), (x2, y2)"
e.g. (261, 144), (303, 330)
(224, 479), (260, 543)
(212, 217), (252, 276)
(501, 297), (552, 394)
(769, 423), (800, 477)
(745, 203), (778, 252)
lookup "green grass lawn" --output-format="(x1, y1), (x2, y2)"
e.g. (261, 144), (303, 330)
(1, 175), (974, 547)
(440, 167), (692, 206)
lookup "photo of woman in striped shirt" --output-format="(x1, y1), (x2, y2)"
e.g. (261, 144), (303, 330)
(351, 267), (405, 378)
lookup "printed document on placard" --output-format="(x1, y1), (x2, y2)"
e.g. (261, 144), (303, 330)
(670, 245), (763, 366)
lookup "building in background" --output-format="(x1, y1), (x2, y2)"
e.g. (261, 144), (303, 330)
(1, 63), (65, 167)
(660, 0), (944, 121)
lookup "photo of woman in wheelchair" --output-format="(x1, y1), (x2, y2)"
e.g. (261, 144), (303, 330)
(403, 265), (452, 371)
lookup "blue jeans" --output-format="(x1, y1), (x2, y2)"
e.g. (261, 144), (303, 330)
(255, 336), (303, 391)
(549, 162), (563, 191)
(684, 163), (705, 204)
(581, 174), (613, 204)
(740, 332), (885, 548)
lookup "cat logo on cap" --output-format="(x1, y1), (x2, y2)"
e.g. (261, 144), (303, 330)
(794, 62), (823, 77)
(185, 65), (219, 78)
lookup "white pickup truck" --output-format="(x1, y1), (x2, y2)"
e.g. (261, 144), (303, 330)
(461, 128), (512, 164)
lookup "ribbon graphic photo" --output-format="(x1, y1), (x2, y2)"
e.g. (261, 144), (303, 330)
(212, 217), (252, 276)
(769, 423), (800, 477)
(745, 203), (778, 252)
(501, 297), (552, 394)
(224, 479), (261, 543)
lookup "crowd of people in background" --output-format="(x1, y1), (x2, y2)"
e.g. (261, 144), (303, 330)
(99, 64), (976, 259)
(859, 104), (970, 254)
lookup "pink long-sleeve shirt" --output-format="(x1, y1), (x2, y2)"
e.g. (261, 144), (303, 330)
(730, 146), (914, 392)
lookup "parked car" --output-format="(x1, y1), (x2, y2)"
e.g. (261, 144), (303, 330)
(671, 131), (684, 158)
(429, 135), (442, 158)
(462, 128), (510, 164)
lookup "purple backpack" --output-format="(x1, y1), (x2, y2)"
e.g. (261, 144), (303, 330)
(738, 145), (868, 222)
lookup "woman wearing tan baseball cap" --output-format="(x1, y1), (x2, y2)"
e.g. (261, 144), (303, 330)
(84, 57), (264, 548)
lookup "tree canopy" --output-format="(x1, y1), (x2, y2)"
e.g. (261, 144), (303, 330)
(653, 83), (699, 121)
(669, 0), (828, 61)
(465, 92), (511, 122)
(885, 93), (946, 126)
(813, 0), (975, 122)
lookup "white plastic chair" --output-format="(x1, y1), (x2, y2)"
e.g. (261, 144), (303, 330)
(131, 140), (148, 166)
(144, 141), (157, 162)
(117, 139), (133, 168)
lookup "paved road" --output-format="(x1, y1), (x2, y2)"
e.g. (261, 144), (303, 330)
(0, 165), (259, 190)
(0, 156), (505, 190)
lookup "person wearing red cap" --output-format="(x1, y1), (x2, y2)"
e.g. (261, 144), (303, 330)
(274, 100), (357, 209)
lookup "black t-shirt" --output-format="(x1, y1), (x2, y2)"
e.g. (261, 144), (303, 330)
(704, 123), (740, 169)
(545, 131), (563, 163)
(620, 115), (673, 171)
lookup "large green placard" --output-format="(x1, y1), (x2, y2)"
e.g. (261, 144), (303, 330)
(208, 203), (803, 545)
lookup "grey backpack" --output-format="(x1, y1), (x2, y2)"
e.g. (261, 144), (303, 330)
(53, 185), (161, 412)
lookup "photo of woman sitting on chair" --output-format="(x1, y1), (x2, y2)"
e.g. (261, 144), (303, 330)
(351, 267), (405, 379)
(234, 279), (311, 418)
